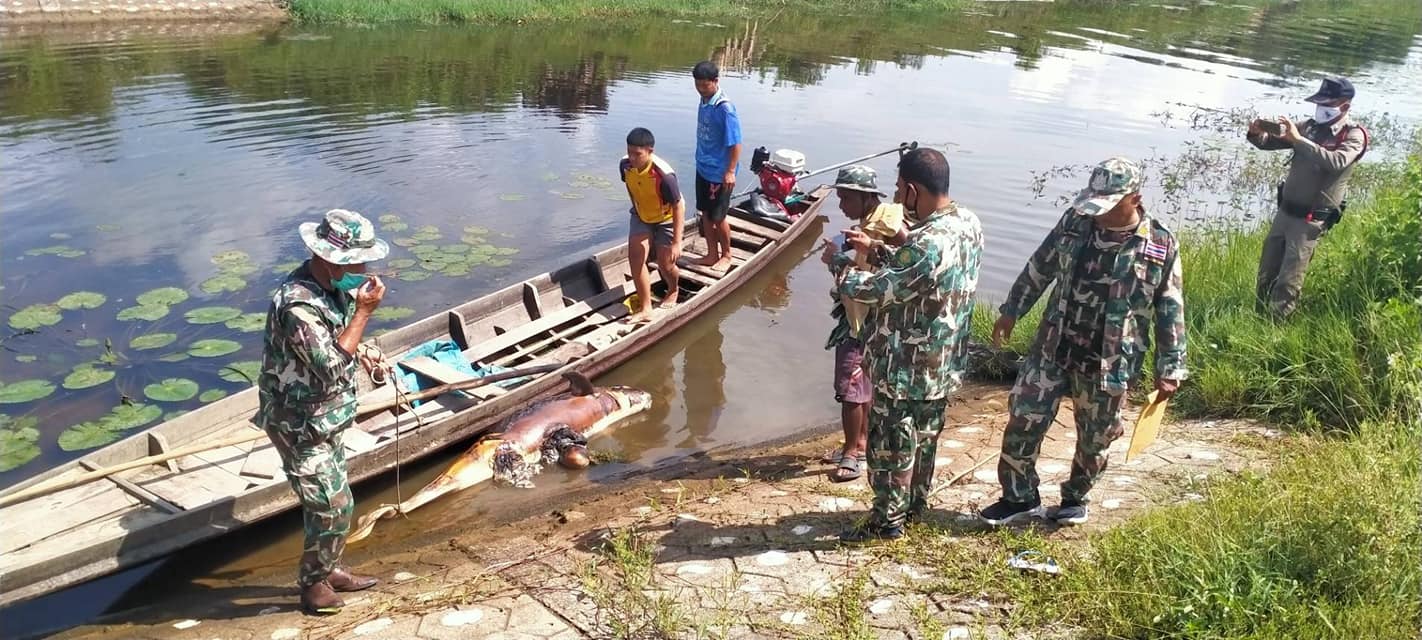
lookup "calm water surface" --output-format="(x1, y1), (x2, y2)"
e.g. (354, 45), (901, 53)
(1, 0), (1420, 632)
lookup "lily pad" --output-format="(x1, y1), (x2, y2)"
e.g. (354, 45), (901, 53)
(559, 191), (586, 200)
(24, 245), (85, 257)
(200, 275), (247, 295)
(14, 355), (37, 363)
(59, 420), (117, 451)
(96, 223), (121, 232)
(63, 366), (115, 390)
(185, 306), (243, 325)
(211, 250), (252, 268)
(108, 403), (163, 429)
(463, 225), (491, 235)
(219, 361), (261, 384)
(76, 338), (101, 348)
(378, 214), (403, 224)
(272, 261), (303, 275)
(50, 232), (73, 240)
(384, 222), (409, 233)
(225, 313), (266, 333)
(188, 339), (242, 358)
(393, 237), (421, 248)
(372, 307), (415, 322)
(117, 304), (170, 322)
(199, 389), (228, 403)
(0, 415), (40, 472)
(397, 270), (430, 282)
(487, 258), (513, 267)
(440, 244), (471, 255)
(57, 291), (107, 310)
(144, 378), (199, 402)
(441, 265), (471, 277)
(158, 352), (190, 363)
(9, 304), (63, 331)
(493, 247), (520, 256)
(137, 287), (189, 306)
(130, 333), (178, 351)
(498, 193), (528, 202)
(541, 172), (559, 182)
(0, 379), (57, 404)
(411, 245), (441, 258)
(412, 230), (443, 242)
(218, 263), (260, 277)
(386, 258), (417, 269)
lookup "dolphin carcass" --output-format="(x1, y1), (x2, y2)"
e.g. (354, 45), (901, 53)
(347, 371), (652, 543)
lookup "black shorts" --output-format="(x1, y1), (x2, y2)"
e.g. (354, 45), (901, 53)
(695, 174), (732, 223)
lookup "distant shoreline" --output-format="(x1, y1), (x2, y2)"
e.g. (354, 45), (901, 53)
(0, 0), (961, 27)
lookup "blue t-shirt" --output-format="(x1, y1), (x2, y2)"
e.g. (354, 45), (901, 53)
(695, 91), (742, 183)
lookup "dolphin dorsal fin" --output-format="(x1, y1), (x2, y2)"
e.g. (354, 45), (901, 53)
(563, 371), (596, 396)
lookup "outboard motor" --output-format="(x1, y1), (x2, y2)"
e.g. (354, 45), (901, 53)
(750, 148), (805, 220)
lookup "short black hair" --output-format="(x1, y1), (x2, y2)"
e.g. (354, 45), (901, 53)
(692, 60), (719, 81)
(626, 127), (655, 148)
(897, 148), (950, 196)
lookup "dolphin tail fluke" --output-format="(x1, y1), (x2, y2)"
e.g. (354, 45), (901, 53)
(346, 503), (401, 544)
(563, 370), (596, 396)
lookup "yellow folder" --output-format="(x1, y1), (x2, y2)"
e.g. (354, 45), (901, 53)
(1126, 390), (1168, 462)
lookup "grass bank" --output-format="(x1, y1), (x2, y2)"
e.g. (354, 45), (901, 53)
(285, 0), (962, 25)
(955, 149), (1422, 637)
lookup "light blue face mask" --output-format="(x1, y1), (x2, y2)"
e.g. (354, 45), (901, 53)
(331, 271), (368, 292)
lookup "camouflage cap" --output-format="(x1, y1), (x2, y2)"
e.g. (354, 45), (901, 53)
(298, 209), (390, 265)
(832, 164), (887, 198)
(1071, 157), (1143, 217)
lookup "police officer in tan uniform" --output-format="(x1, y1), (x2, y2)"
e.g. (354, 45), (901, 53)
(1247, 77), (1368, 318)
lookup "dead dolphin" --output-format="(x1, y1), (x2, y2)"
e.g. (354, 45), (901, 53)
(346, 371), (651, 543)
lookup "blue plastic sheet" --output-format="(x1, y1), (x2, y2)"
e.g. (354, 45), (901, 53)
(395, 339), (524, 407)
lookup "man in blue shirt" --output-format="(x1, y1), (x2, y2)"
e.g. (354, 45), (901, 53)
(692, 60), (743, 273)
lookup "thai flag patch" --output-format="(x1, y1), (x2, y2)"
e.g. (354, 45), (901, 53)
(1143, 241), (1168, 262)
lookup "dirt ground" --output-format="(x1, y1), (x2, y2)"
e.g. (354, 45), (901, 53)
(50, 382), (1277, 640)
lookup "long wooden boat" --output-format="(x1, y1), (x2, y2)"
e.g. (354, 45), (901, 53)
(0, 185), (830, 608)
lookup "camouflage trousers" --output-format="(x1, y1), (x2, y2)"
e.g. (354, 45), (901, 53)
(263, 425), (353, 587)
(998, 356), (1125, 505)
(866, 394), (948, 529)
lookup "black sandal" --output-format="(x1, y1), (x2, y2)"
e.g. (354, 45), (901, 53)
(830, 453), (863, 482)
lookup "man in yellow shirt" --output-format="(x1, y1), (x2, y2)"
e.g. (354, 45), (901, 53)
(821, 165), (908, 482)
(620, 127), (685, 324)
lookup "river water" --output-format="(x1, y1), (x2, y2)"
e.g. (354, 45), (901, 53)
(1, 0), (1420, 633)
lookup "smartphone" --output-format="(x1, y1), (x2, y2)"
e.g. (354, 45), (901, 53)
(1257, 118), (1284, 136)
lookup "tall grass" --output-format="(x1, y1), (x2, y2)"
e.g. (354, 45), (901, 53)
(1173, 156), (1422, 430)
(286, 0), (966, 25)
(999, 421), (1421, 639)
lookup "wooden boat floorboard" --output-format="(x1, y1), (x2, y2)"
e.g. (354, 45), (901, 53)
(0, 186), (830, 607)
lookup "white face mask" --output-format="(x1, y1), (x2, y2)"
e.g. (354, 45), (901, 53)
(1315, 104), (1342, 123)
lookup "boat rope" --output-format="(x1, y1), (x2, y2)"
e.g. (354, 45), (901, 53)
(360, 343), (417, 518)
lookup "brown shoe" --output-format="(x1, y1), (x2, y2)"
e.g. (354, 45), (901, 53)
(300, 580), (345, 615)
(327, 567), (379, 592)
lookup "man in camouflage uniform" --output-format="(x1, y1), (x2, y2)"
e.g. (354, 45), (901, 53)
(981, 158), (1187, 527)
(257, 209), (388, 614)
(822, 148), (983, 542)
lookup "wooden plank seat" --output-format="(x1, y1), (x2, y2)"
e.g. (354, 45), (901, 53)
(725, 214), (783, 241)
(463, 278), (638, 364)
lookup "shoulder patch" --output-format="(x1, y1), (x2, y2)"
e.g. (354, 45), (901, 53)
(891, 245), (924, 269)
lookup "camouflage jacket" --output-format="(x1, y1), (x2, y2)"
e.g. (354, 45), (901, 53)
(830, 203), (984, 400)
(999, 208), (1188, 393)
(254, 261), (358, 442)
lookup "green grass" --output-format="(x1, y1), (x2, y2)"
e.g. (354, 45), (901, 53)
(995, 422), (1421, 639)
(286, 0), (966, 25)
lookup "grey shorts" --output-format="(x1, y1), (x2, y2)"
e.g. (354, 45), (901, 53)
(834, 338), (873, 404)
(629, 213), (676, 250)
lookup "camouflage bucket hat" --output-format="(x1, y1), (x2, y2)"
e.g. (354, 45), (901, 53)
(298, 209), (390, 265)
(1071, 156), (1143, 217)
(832, 164), (887, 198)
